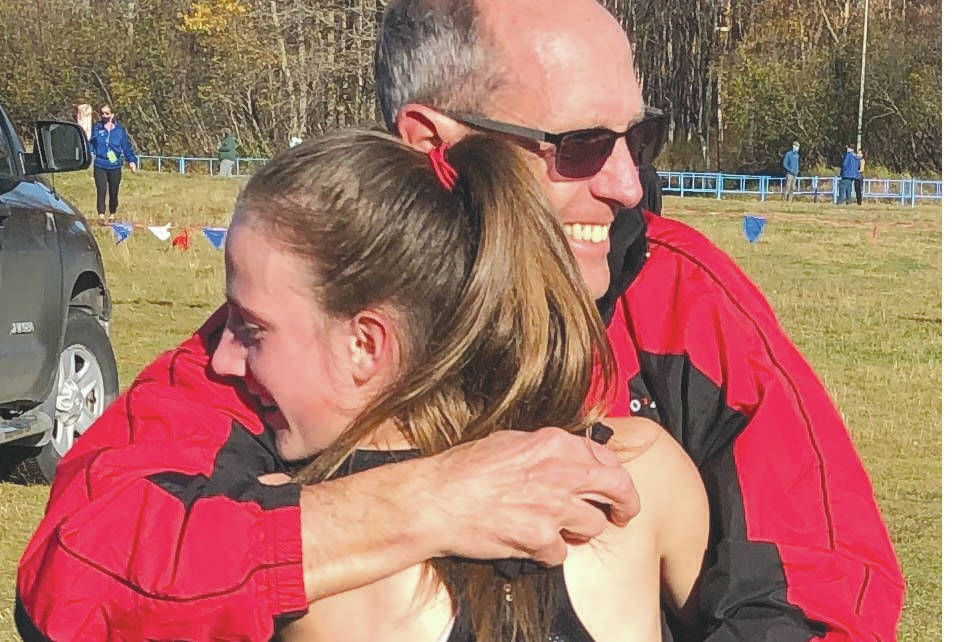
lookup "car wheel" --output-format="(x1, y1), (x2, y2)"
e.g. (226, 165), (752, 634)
(10, 309), (118, 484)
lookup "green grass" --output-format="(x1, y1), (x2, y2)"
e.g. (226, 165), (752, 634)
(0, 171), (941, 640)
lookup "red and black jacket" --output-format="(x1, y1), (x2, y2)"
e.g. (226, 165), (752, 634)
(16, 209), (903, 640)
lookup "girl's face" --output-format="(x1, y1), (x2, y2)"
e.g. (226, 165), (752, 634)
(211, 221), (368, 461)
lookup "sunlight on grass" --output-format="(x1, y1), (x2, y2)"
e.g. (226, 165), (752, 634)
(0, 173), (941, 640)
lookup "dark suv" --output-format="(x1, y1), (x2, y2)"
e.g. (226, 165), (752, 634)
(0, 103), (118, 483)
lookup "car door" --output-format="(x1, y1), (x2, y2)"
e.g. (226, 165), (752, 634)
(0, 114), (64, 405)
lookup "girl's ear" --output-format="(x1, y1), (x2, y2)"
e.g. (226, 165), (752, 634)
(346, 309), (400, 385)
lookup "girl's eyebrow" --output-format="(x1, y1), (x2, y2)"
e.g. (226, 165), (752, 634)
(224, 292), (270, 328)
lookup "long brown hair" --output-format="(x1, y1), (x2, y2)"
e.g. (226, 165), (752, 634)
(237, 129), (614, 642)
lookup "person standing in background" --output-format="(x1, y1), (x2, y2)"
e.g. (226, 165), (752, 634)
(855, 148), (866, 205)
(837, 144), (859, 205)
(638, 162), (663, 215)
(88, 104), (138, 221)
(782, 141), (800, 201)
(217, 129), (239, 177)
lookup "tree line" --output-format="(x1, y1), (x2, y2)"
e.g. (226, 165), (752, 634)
(0, 0), (940, 175)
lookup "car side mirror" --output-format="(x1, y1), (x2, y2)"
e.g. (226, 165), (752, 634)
(22, 121), (91, 175)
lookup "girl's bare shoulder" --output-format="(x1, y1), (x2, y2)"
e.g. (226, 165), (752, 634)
(601, 417), (706, 526)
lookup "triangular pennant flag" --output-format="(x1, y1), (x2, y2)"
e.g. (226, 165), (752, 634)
(110, 222), (134, 243)
(148, 223), (172, 241)
(742, 215), (766, 243)
(172, 227), (191, 251)
(202, 227), (228, 250)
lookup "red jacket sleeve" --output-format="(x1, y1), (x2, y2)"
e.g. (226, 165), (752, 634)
(16, 308), (308, 641)
(615, 212), (904, 640)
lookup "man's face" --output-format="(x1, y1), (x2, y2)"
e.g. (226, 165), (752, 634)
(211, 221), (364, 461)
(476, 1), (645, 299)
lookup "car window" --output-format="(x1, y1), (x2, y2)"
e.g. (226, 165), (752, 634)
(0, 125), (14, 175)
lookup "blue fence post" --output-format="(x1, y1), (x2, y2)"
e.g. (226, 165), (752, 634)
(680, 173), (686, 198)
(178, 157), (185, 174)
(761, 176), (768, 201)
(910, 178), (917, 207)
(716, 173), (723, 199)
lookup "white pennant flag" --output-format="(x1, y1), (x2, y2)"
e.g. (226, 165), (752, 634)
(148, 223), (172, 241)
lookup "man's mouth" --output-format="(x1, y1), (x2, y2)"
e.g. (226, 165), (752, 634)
(563, 223), (610, 244)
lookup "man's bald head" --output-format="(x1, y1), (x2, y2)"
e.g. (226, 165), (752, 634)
(375, 0), (636, 130)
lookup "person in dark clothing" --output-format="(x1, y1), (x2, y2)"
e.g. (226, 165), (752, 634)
(638, 162), (663, 215)
(88, 103), (137, 220)
(637, 106), (667, 215)
(217, 129), (239, 177)
(782, 141), (800, 201)
(838, 144), (860, 205)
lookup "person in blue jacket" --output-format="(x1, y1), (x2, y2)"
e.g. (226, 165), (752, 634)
(781, 141), (800, 201)
(88, 104), (138, 221)
(837, 144), (860, 205)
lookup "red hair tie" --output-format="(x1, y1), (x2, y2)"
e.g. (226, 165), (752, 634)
(428, 143), (458, 191)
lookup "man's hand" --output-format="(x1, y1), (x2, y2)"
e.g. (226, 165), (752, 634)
(128, 162), (137, 172)
(421, 427), (640, 566)
(298, 427), (639, 602)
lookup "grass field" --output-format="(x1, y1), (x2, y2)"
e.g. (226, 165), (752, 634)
(0, 170), (941, 640)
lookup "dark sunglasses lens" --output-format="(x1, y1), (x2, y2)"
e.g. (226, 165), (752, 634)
(556, 130), (616, 178)
(627, 119), (665, 166)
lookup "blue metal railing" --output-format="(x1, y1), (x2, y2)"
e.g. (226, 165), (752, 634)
(135, 155), (942, 207)
(658, 171), (941, 206)
(138, 155), (270, 176)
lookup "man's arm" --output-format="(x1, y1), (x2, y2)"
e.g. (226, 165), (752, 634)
(18, 312), (639, 640)
(299, 427), (639, 601)
(620, 213), (904, 640)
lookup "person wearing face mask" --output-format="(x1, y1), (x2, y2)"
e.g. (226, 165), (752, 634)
(88, 103), (138, 221)
(782, 140), (800, 201)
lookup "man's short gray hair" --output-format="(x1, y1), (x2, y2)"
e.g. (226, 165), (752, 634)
(375, 0), (503, 132)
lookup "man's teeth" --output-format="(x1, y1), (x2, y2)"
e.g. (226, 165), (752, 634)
(563, 223), (610, 243)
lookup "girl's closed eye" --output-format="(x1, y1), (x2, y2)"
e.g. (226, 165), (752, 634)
(227, 306), (264, 347)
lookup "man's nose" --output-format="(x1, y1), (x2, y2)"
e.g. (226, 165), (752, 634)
(211, 327), (247, 378)
(591, 138), (644, 208)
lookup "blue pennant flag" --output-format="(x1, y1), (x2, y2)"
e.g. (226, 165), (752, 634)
(202, 227), (228, 250)
(742, 215), (766, 244)
(110, 222), (134, 243)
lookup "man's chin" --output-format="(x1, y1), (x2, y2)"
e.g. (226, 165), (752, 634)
(580, 262), (611, 301)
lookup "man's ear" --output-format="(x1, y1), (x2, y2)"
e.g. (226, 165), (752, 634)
(347, 310), (399, 385)
(395, 104), (471, 152)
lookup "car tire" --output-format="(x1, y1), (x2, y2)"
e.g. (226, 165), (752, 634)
(9, 308), (118, 484)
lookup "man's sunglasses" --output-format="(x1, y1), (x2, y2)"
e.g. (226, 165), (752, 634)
(446, 106), (667, 179)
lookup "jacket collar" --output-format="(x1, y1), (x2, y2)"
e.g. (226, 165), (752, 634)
(596, 207), (648, 325)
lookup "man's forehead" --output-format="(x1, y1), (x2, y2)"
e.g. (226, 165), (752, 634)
(480, 0), (641, 130)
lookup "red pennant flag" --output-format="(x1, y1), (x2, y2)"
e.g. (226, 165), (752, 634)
(172, 227), (191, 251)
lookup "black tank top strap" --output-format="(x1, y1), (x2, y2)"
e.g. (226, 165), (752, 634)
(547, 565), (596, 642)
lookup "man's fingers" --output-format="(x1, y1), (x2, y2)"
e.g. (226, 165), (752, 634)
(585, 438), (620, 466)
(530, 537), (569, 567)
